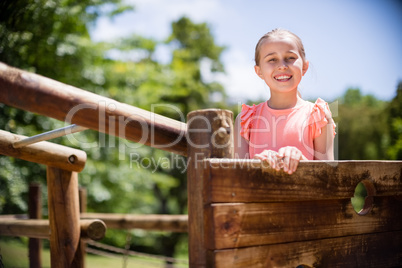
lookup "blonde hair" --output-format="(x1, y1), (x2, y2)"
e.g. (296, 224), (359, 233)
(254, 28), (307, 66)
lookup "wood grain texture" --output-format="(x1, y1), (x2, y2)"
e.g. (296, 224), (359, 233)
(204, 197), (402, 250)
(0, 130), (86, 172)
(187, 109), (233, 267)
(203, 159), (402, 203)
(207, 231), (402, 268)
(0, 62), (187, 155)
(47, 167), (81, 268)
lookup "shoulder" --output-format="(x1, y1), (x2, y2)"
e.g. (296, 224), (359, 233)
(310, 98), (333, 119)
(308, 98), (336, 137)
(240, 102), (266, 118)
(238, 101), (266, 141)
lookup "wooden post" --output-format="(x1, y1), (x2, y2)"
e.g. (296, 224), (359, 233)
(47, 166), (81, 268)
(78, 187), (87, 268)
(28, 183), (42, 268)
(186, 109), (233, 267)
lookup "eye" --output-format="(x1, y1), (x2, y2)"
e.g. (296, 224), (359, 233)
(268, 58), (277, 63)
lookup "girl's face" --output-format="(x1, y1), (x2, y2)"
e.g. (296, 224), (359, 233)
(255, 37), (308, 94)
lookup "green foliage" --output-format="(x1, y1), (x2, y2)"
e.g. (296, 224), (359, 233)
(386, 82), (402, 159)
(338, 88), (388, 160)
(350, 182), (368, 213)
(0, 0), (130, 215)
(0, 0), (226, 260)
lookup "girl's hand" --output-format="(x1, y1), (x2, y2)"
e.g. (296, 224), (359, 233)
(253, 150), (284, 171)
(277, 146), (307, 174)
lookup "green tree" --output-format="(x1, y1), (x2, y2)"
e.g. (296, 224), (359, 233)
(0, 1), (227, 263)
(386, 82), (402, 159)
(120, 16), (227, 261)
(0, 0), (131, 214)
(337, 88), (388, 160)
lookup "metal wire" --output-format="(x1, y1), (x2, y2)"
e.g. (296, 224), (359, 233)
(12, 124), (88, 148)
(86, 240), (189, 266)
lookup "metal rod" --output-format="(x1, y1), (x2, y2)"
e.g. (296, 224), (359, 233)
(13, 124), (88, 148)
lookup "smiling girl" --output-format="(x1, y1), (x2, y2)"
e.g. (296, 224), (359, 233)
(234, 28), (336, 174)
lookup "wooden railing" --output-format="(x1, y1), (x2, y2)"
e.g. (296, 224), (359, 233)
(0, 62), (187, 155)
(1, 62), (401, 267)
(0, 128), (103, 267)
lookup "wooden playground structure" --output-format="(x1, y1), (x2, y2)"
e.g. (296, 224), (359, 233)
(0, 61), (401, 267)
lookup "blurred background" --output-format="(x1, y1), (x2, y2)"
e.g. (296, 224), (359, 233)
(0, 0), (401, 267)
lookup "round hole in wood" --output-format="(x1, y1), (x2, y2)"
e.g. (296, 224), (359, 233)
(351, 180), (376, 215)
(68, 154), (77, 164)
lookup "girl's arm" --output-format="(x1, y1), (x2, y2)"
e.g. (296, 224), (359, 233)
(313, 121), (335, 160)
(234, 114), (249, 159)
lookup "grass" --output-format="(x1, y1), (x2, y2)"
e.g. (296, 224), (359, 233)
(0, 239), (188, 268)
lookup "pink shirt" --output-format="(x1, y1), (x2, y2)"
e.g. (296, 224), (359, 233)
(240, 98), (336, 160)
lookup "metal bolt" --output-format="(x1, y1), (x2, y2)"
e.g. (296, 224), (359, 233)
(68, 155), (77, 164)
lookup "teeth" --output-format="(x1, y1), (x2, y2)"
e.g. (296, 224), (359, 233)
(275, 75), (291, 80)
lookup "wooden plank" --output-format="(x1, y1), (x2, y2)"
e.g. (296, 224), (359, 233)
(0, 129), (86, 172)
(81, 213), (188, 232)
(203, 159), (402, 203)
(0, 62), (187, 156)
(187, 109), (233, 267)
(207, 231), (402, 268)
(204, 196), (402, 250)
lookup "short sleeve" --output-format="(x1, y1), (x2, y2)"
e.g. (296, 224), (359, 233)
(308, 98), (336, 139)
(240, 104), (256, 141)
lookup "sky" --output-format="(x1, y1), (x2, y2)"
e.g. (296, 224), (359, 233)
(91, 0), (402, 103)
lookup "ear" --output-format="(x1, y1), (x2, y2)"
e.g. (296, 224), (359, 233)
(302, 60), (309, 76)
(254, 65), (263, 79)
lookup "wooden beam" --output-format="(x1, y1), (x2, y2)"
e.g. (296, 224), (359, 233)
(186, 109), (234, 268)
(0, 129), (86, 172)
(0, 214), (28, 219)
(204, 196), (402, 250)
(0, 62), (187, 156)
(203, 159), (402, 203)
(207, 231), (402, 268)
(0, 219), (106, 241)
(81, 213), (188, 233)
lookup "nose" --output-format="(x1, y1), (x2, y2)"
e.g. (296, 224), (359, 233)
(278, 60), (288, 70)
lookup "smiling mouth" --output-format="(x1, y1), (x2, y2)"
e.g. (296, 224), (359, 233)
(274, 75), (292, 82)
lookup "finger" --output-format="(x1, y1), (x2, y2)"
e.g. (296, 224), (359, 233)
(253, 153), (266, 160)
(282, 147), (292, 173)
(254, 151), (277, 170)
(269, 156), (278, 170)
(276, 148), (286, 171)
(277, 147), (286, 158)
(264, 150), (279, 170)
(288, 150), (301, 174)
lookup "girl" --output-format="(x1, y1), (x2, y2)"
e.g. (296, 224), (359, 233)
(234, 28), (336, 174)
